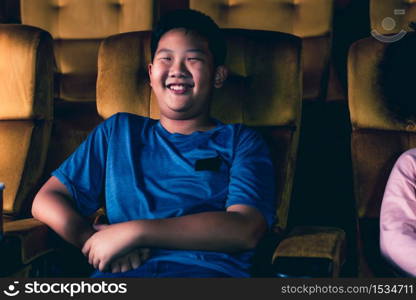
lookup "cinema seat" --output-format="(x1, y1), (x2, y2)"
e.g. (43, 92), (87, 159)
(348, 31), (416, 277)
(19, 0), (155, 182)
(96, 29), (346, 277)
(188, 4), (356, 275)
(0, 24), (54, 277)
(190, 0), (334, 102)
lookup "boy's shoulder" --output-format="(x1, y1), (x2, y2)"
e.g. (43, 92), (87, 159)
(218, 120), (253, 133)
(217, 121), (267, 150)
(227, 122), (264, 141)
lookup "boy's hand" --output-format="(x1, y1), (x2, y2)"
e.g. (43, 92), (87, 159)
(82, 222), (142, 272)
(108, 248), (151, 273)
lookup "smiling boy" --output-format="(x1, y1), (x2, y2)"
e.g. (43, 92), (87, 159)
(32, 9), (276, 278)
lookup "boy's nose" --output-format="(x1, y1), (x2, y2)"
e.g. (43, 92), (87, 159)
(169, 61), (189, 78)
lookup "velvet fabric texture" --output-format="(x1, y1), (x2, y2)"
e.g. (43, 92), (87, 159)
(0, 25), (53, 120)
(97, 29), (302, 232)
(20, 0), (154, 103)
(189, 0), (332, 37)
(0, 24), (53, 216)
(19, 0), (156, 188)
(97, 27), (346, 277)
(0, 24), (54, 276)
(348, 33), (416, 219)
(272, 226), (346, 277)
(190, 0), (334, 101)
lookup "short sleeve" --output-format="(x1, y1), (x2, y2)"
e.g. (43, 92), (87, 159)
(226, 126), (276, 228)
(52, 115), (114, 216)
(380, 148), (416, 276)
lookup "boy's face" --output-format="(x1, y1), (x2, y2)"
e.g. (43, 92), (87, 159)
(148, 28), (227, 121)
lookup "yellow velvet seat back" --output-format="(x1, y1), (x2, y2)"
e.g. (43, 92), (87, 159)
(0, 24), (53, 217)
(20, 0), (154, 103)
(18, 0), (155, 183)
(97, 29), (302, 231)
(190, 0), (333, 101)
(348, 32), (416, 276)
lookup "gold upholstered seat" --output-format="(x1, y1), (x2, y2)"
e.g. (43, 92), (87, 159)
(348, 30), (416, 277)
(190, 0), (334, 102)
(19, 0), (155, 184)
(0, 24), (54, 276)
(96, 28), (346, 277)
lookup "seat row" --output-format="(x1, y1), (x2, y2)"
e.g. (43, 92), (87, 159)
(1, 21), (415, 277)
(0, 24), (344, 278)
(1, 0), (416, 277)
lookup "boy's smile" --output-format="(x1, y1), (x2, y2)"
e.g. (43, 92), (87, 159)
(148, 28), (227, 126)
(166, 81), (195, 95)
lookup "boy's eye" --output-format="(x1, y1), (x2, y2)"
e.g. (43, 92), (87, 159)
(159, 57), (172, 61)
(188, 57), (203, 61)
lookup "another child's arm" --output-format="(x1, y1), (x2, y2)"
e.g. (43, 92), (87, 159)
(380, 149), (416, 276)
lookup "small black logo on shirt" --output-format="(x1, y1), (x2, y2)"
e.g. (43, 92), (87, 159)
(195, 156), (222, 172)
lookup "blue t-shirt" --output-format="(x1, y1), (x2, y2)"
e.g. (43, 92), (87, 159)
(52, 113), (276, 277)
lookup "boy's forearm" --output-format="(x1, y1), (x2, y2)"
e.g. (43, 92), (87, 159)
(131, 210), (265, 252)
(82, 206), (267, 271)
(32, 189), (95, 249)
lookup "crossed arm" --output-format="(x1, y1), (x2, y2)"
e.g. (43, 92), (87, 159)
(380, 150), (416, 276)
(32, 176), (267, 272)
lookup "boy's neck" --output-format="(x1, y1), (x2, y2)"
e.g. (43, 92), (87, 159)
(159, 115), (217, 135)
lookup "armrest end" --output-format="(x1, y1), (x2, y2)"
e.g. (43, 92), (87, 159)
(272, 226), (346, 277)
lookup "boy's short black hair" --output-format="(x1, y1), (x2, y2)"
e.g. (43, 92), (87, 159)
(151, 9), (226, 66)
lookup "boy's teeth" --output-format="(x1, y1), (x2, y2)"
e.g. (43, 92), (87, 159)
(170, 85), (186, 91)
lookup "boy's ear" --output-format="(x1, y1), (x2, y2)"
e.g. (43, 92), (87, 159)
(214, 65), (228, 88)
(148, 64), (153, 86)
